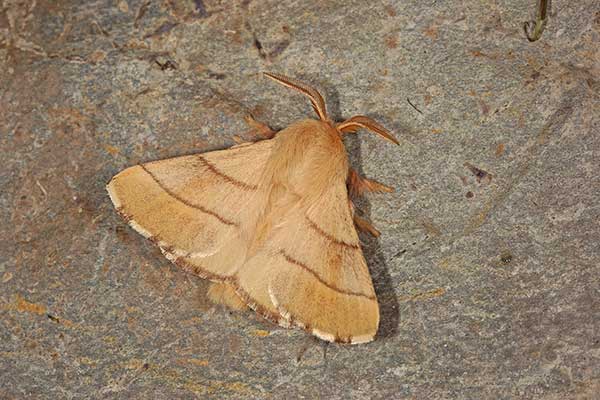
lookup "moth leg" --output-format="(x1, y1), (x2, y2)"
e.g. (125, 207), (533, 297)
(244, 114), (275, 138)
(354, 214), (381, 238)
(347, 168), (394, 198)
(207, 282), (248, 311)
(348, 198), (381, 238)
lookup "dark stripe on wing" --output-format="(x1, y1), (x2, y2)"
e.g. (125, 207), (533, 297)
(280, 250), (376, 300)
(305, 216), (360, 249)
(198, 155), (258, 191)
(140, 164), (238, 226)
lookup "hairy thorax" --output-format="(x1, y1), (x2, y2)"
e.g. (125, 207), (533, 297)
(268, 119), (349, 199)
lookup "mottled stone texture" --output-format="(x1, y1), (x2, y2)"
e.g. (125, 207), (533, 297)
(1, 1), (598, 399)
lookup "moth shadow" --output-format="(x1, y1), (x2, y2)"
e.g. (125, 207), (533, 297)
(344, 133), (400, 341)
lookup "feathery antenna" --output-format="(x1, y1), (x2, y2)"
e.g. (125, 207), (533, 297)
(263, 72), (328, 121)
(337, 115), (399, 145)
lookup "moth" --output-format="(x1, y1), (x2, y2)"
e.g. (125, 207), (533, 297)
(107, 73), (398, 344)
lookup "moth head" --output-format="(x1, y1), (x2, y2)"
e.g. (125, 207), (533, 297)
(263, 72), (399, 145)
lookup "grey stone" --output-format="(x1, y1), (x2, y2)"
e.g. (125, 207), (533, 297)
(1, 1), (598, 398)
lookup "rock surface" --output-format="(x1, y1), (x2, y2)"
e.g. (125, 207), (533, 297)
(1, 1), (598, 398)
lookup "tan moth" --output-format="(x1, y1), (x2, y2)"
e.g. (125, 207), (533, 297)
(107, 73), (398, 344)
